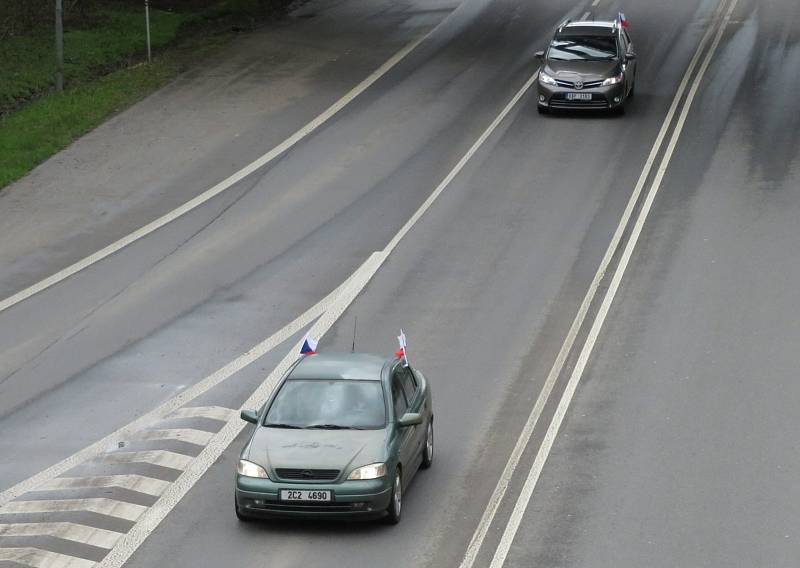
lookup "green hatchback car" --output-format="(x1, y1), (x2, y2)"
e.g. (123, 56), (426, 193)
(235, 352), (433, 524)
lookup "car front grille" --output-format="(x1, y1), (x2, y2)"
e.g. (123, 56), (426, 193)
(555, 79), (604, 89)
(255, 501), (365, 513)
(275, 468), (340, 481)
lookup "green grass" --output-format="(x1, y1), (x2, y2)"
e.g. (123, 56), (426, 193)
(0, 6), (193, 111)
(0, 0), (288, 190)
(0, 59), (178, 188)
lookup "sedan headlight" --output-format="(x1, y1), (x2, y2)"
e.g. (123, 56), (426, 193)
(602, 72), (624, 86)
(237, 459), (269, 479)
(347, 462), (387, 480)
(538, 70), (557, 86)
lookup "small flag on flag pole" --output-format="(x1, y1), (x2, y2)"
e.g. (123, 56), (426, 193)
(300, 333), (318, 355)
(618, 11), (629, 28)
(396, 330), (409, 367)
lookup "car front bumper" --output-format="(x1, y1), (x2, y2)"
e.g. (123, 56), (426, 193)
(235, 475), (393, 519)
(536, 81), (626, 110)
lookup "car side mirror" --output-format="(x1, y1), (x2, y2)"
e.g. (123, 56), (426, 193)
(240, 409), (259, 424)
(534, 50), (545, 60)
(398, 412), (423, 427)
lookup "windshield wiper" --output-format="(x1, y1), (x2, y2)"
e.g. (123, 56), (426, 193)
(306, 424), (355, 430)
(264, 423), (305, 429)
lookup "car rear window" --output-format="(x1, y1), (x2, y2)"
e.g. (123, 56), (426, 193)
(264, 379), (386, 429)
(548, 36), (618, 61)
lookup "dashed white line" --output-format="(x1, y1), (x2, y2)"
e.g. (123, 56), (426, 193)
(0, 548), (95, 568)
(458, 0), (732, 565)
(1, 498), (147, 522)
(591, 0), (600, 7)
(93, 450), (194, 471)
(488, 1), (740, 566)
(39, 475), (171, 497)
(580, 11), (591, 21)
(0, 522), (122, 549)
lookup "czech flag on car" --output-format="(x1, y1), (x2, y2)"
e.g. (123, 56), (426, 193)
(618, 12), (630, 28)
(300, 333), (318, 355)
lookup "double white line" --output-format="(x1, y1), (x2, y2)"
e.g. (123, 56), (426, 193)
(460, 0), (740, 566)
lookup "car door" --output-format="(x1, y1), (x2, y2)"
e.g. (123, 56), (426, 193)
(622, 29), (636, 90)
(397, 366), (426, 468)
(390, 367), (415, 482)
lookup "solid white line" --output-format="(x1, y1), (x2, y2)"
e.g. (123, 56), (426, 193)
(0, 548), (95, 568)
(99, 69), (542, 568)
(0, 257), (370, 507)
(94, 450), (194, 471)
(591, 0), (600, 7)
(0, 33), (430, 316)
(580, 11), (591, 21)
(488, 1), (739, 565)
(1, 498), (147, 522)
(166, 406), (235, 423)
(457, 0), (730, 565)
(0, 522), (122, 549)
(134, 429), (214, 446)
(39, 475), (171, 497)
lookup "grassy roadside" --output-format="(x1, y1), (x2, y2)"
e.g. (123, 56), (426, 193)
(0, 1), (290, 191)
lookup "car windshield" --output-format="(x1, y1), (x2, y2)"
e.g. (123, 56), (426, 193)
(548, 36), (618, 61)
(264, 379), (386, 430)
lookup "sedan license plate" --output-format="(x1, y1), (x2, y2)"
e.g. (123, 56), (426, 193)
(280, 489), (332, 502)
(566, 92), (593, 101)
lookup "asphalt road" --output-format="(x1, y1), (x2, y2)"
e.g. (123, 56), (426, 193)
(1, 0), (798, 566)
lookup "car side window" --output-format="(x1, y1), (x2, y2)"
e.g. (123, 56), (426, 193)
(398, 367), (418, 404)
(391, 374), (408, 419)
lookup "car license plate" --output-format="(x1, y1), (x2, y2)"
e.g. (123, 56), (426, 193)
(280, 489), (332, 502)
(566, 93), (593, 101)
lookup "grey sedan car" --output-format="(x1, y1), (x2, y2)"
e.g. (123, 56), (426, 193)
(235, 352), (433, 524)
(535, 19), (637, 113)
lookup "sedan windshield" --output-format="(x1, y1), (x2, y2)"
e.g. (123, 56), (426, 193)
(264, 379), (386, 430)
(548, 36), (618, 61)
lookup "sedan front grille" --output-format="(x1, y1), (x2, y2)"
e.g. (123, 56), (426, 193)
(275, 468), (340, 481)
(555, 79), (604, 89)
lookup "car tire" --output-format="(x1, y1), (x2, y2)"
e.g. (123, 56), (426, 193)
(420, 420), (434, 469)
(384, 470), (402, 525)
(537, 106), (549, 115)
(235, 499), (251, 522)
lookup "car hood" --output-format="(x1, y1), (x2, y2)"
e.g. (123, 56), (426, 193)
(545, 60), (621, 82)
(246, 427), (389, 473)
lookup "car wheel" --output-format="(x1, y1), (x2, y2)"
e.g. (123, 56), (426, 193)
(235, 499), (251, 522)
(420, 420), (434, 469)
(537, 105), (549, 115)
(384, 470), (402, 525)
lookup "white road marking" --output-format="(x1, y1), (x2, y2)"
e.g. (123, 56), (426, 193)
(591, 0), (600, 7)
(0, 255), (372, 507)
(134, 429), (214, 447)
(0, 522), (121, 549)
(0, 548), (95, 568)
(458, 0), (732, 565)
(38, 475), (170, 497)
(166, 406), (235, 423)
(1, 498), (147, 522)
(580, 11), (591, 21)
(0, 31), (434, 316)
(98, 68), (542, 568)
(93, 450), (193, 471)
(488, 1), (740, 566)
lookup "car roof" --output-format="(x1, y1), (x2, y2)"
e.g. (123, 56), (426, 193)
(558, 22), (618, 37)
(289, 352), (389, 381)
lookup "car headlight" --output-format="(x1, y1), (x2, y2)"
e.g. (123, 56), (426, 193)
(347, 463), (387, 480)
(538, 70), (557, 86)
(237, 459), (269, 479)
(602, 72), (624, 86)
